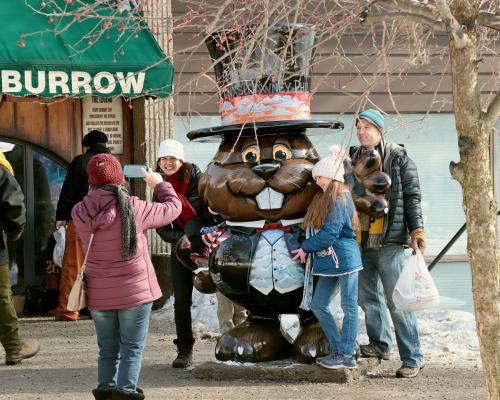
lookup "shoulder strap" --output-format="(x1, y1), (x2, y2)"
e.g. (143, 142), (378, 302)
(80, 233), (94, 273)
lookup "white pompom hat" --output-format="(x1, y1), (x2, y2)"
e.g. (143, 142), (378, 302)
(311, 145), (347, 183)
(157, 139), (184, 161)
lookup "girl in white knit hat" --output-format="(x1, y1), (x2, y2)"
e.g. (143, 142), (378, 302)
(292, 145), (363, 370)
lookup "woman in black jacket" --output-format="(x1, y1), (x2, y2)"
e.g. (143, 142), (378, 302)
(155, 139), (204, 368)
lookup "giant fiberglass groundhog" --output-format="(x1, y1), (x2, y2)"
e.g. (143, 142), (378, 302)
(180, 25), (390, 363)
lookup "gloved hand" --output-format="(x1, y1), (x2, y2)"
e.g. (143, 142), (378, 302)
(410, 228), (426, 255)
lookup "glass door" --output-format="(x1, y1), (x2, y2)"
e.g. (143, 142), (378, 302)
(1, 139), (67, 291)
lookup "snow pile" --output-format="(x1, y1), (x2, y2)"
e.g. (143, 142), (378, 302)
(153, 290), (481, 362)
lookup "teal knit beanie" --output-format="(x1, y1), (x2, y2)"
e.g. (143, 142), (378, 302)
(357, 109), (384, 133)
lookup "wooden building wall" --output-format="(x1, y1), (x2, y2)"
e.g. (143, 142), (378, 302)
(0, 96), (134, 165)
(171, 2), (499, 116)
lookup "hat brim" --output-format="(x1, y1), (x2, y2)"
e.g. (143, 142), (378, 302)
(187, 120), (344, 142)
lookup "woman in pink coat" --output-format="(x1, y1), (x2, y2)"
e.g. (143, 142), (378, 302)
(72, 154), (181, 400)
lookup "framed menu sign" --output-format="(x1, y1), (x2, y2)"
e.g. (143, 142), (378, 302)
(82, 96), (123, 154)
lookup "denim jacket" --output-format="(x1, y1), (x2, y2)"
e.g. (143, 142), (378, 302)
(301, 194), (362, 276)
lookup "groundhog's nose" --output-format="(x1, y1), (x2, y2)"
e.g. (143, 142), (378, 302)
(252, 163), (280, 180)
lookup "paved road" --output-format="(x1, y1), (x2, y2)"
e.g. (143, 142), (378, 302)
(0, 316), (486, 400)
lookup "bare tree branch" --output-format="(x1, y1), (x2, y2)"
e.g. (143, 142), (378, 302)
(434, 0), (471, 49)
(478, 11), (500, 31)
(363, 12), (445, 30)
(358, 0), (440, 21)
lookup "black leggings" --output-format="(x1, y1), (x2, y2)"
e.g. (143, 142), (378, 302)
(170, 251), (195, 346)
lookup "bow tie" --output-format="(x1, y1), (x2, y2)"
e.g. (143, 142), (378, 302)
(255, 223), (292, 233)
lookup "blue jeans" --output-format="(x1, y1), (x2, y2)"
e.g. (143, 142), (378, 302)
(358, 245), (424, 367)
(90, 302), (153, 392)
(311, 272), (359, 356)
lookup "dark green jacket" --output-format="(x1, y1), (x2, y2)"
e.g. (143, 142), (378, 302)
(0, 166), (25, 265)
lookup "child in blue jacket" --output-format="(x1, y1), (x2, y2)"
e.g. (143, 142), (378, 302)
(292, 145), (362, 369)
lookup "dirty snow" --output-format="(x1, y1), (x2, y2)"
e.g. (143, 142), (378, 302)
(152, 289), (481, 364)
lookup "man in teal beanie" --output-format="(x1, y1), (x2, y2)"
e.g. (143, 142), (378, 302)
(350, 108), (426, 378)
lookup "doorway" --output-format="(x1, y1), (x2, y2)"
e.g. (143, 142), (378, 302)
(0, 138), (67, 292)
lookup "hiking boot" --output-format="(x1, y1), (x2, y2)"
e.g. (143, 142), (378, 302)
(111, 388), (145, 400)
(92, 387), (114, 400)
(360, 344), (390, 360)
(396, 365), (423, 378)
(5, 339), (40, 365)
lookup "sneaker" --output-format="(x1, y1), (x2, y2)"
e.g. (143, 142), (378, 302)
(396, 365), (423, 378)
(360, 344), (390, 360)
(317, 353), (344, 369)
(317, 354), (357, 369)
(5, 339), (40, 365)
(342, 355), (357, 369)
(315, 354), (333, 364)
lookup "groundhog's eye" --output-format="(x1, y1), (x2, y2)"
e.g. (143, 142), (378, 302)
(273, 144), (292, 161)
(241, 145), (260, 163)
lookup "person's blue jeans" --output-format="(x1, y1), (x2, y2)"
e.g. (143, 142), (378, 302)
(311, 272), (359, 356)
(358, 245), (424, 367)
(90, 302), (153, 392)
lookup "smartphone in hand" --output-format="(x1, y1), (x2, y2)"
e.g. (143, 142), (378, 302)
(123, 164), (148, 179)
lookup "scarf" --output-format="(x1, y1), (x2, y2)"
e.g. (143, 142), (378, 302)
(300, 227), (315, 311)
(164, 167), (196, 228)
(99, 184), (137, 260)
(357, 214), (384, 248)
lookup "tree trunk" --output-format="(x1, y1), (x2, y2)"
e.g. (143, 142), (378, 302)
(449, 29), (500, 399)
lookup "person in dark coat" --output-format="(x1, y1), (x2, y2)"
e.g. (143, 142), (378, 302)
(155, 139), (204, 368)
(350, 109), (426, 378)
(0, 155), (40, 365)
(54, 130), (110, 321)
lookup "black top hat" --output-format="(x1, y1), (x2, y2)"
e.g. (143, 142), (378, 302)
(187, 24), (343, 141)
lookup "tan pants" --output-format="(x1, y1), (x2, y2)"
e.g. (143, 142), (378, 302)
(216, 292), (247, 334)
(55, 222), (84, 321)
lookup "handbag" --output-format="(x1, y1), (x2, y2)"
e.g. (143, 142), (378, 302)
(392, 248), (440, 311)
(67, 233), (94, 312)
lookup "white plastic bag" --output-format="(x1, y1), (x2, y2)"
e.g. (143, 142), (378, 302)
(392, 248), (440, 311)
(53, 227), (66, 268)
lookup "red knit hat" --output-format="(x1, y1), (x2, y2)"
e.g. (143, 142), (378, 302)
(86, 154), (125, 186)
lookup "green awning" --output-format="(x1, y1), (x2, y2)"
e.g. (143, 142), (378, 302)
(0, 1), (173, 98)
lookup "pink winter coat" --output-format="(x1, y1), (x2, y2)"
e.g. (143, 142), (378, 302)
(71, 182), (181, 310)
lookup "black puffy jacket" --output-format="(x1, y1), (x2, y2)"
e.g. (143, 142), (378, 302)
(55, 145), (110, 221)
(350, 141), (423, 246)
(156, 163), (204, 244)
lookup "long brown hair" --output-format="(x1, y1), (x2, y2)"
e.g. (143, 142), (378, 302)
(303, 180), (359, 230)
